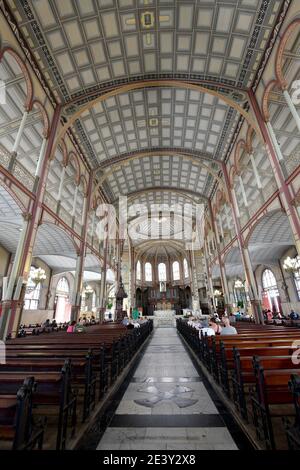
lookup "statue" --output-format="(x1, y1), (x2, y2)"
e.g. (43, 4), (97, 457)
(132, 308), (139, 321)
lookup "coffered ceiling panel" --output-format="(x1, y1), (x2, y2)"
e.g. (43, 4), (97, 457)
(9, 0), (280, 103)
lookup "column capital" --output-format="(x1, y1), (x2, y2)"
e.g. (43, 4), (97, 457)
(22, 212), (32, 222)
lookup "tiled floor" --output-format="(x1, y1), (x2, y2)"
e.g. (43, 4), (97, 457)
(97, 327), (238, 450)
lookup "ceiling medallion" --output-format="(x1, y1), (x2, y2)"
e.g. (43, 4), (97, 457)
(141, 11), (155, 29)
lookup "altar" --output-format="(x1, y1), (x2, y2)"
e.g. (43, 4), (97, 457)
(153, 310), (176, 327)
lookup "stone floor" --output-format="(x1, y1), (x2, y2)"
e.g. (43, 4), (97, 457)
(97, 327), (238, 450)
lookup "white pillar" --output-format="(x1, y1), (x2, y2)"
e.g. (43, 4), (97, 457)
(81, 197), (87, 226)
(266, 121), (284, 161)
(57, 167), (66, 202)
(90, 210), (96, 237)
(239, 175), (248, 207)
(250, 153), (262, 189)
(225, 205), (231, 229)
(4, 217), (29, 300)
(34, 137), (47, 178)
(207, 236), (213, 256)
(283, 89), (300, 135)
(218, 214), (225, 239)
(12, 111), (28, 154)
(72, 255), (82, 306)
(214, 215), (221, 243)
(72, 185), (79, 217)
(231, 188), (241, 218)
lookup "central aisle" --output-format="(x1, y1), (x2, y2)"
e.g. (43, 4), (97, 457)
(97, 327), (238, 450)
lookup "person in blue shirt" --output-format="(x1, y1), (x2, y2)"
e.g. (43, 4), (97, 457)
(122, 316), (129, 326)
(290, 310), (299, 320)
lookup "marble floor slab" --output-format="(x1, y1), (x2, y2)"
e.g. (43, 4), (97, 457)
(97, 327), (239, 450)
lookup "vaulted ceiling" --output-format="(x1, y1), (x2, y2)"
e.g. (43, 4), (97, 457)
(0, 0), (295, 256)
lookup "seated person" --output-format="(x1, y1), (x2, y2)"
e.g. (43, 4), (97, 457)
(67, 320), (76, 333)
(266, 309), (273, 321)
(221, 316), (237, 335)
(74, 318), (87, 333)
(290, 310), (299, 320)
(42, 319), (51, 329)
(210, 317), (222, 334)
(199, 320), (221, 338)
(122, 316), (130, 326)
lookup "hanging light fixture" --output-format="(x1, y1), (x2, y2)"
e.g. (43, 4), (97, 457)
(234, 279), (244, 290)
(214, 289), (222, 297)
(85, 284), (94, 294)
(283, 256), (300, 274)
(30, 267), (47, 286)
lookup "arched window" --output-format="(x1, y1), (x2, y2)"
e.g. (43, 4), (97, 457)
(56, 277), (69, 296)
(158, 263), (167, 281)
(24, 266), (41, 310)
(183, 258), (189, 278)
(262, 269), (281, 313)
(294, 271), (300, 300)
(136, 261), (141, 281)
(172, 261), (180, 281)
(145, 262), (152, 282)
(262, 269), (278, 292)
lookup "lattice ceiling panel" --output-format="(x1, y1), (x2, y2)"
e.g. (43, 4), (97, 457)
(137, 241), (185, 259)
(0, 186), (23, 221)
(0, 57), (45, 174)
(11, 0), (279, 102)
(33, 224), (78, 257)
(0, 222), (23, 255)
(76, 88), (230, 164)
(107, 154), (208, 199)
(249, 211), (293, 246)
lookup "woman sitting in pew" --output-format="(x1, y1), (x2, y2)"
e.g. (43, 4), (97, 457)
(220, 315), (237, 335)
(67, 321), (76, 333)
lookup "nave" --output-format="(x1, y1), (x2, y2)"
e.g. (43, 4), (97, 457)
(1, 0), (300, 457)
(97, 327), (239, 451)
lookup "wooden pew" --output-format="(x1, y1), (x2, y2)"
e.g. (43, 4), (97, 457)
(0, 360), (76, 450)
(0, 320), (153, 449)
(286, 374), (300, 449)
(232, 353), (299, 422)
(0, 377), (45, 450)
(251, 365), (300, 449)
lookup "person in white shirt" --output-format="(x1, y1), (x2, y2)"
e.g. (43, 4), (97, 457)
(199, 321), (220, 338)
(221, 316), (238, 335)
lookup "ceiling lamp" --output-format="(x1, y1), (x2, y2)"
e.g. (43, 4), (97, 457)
(234, 279), (244, 289)
(283, 256), (300, 274)
(85, 285), (94, 294)
(214, 289), (222, 297)
(30, 267), (47, 286)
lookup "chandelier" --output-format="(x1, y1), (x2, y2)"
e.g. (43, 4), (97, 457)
(214, 289), (222, 297)
(30, 267), (46, 286)
(84, 285), (94, 294)
(234, 279), (244, 289)
(283, 256), (300, 274)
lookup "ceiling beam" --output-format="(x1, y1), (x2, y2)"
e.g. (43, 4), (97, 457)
(95, 147), (221, 171)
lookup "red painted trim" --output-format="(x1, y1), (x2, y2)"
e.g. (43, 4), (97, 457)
(275, 18), (300, 89)
(248, 88), (300, 238)
(42, 205), (82, 244)
(0, 164), (35, 200)
(0, 46), (34, 111)
(0, 178), (27, 214)
(18, 105), (62, 277)
(32, 99), (50, 139)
